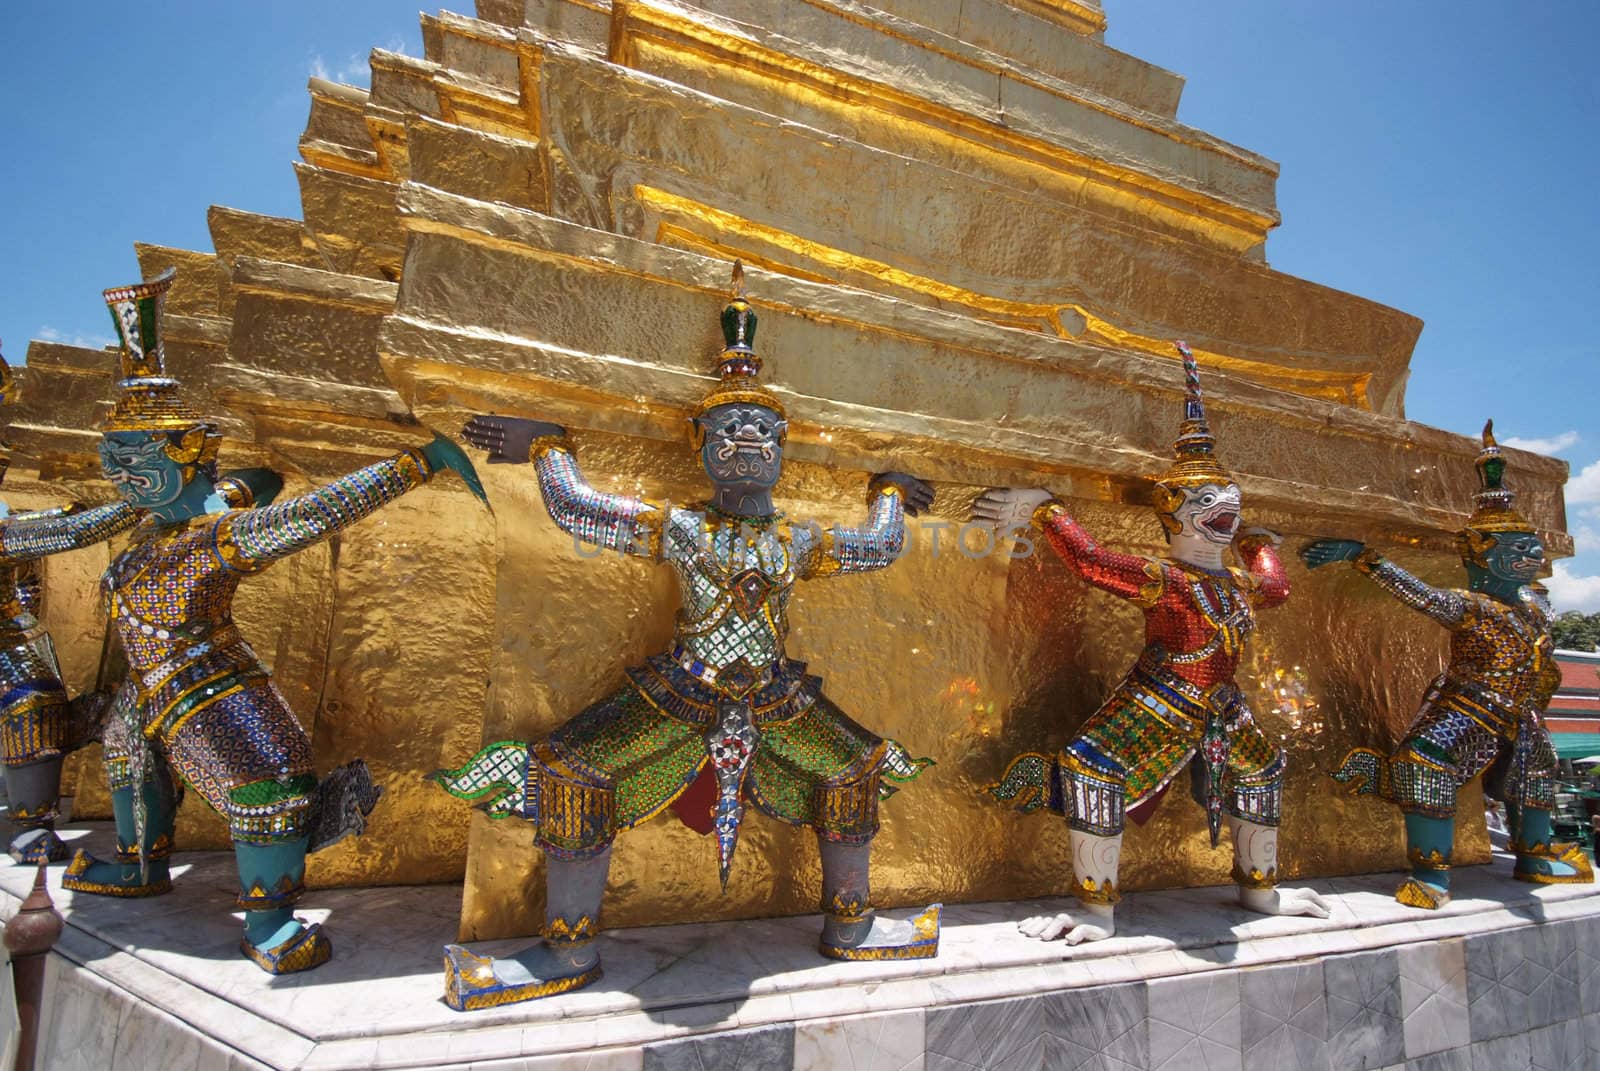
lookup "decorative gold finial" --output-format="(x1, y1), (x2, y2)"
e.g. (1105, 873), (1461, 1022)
(1464, 417), (1531, 533)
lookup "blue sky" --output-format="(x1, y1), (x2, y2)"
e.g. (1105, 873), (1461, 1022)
(2, 2), (1596, 606)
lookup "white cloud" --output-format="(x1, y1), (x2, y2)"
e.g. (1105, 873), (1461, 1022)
(1568, 460), (1600, 507)
(1576, 521), (1600, 557)
(309, 52), (371, 87)
(1547, 561), (1600, 614)
(1503, 430), (1580, 455)
(35, 326), (114, 350)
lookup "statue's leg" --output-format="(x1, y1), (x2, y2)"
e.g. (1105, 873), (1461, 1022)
(443, 848), (611, 1011)
(1399, 811), (1455, 905)
(1383, 702), (1504, 909)
(153, 683), (332, 974)
(1, 669), (73, 862)
(5, 756), (67, 863)
(816, 836), (941, 960)
(443, 736), (619, 1011)
(1017, 741), (1127, 943)
(62, 761), (176, 897)
(1506, 722), (1592, 884)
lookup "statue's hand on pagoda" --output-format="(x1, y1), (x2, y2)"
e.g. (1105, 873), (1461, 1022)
(873, 472), (935, 515)
(1300, 538), (1365, 569)
(1238, 884), (1332, 919)
(971, 487), (1054, 531)
(462, 415), (568, 465)
(422, 433), (490, 507)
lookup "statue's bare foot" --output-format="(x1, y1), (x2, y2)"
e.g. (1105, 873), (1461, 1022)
(820, 903), (941, 961)
(443, 940), (602, 1012)
(1018, 902), (1115, 944)
(1238, 885), (1331, 919)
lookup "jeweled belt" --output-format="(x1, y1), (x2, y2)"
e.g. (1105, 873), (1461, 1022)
(1430, 674), (1522, 733)
(137, 624), (247, 696)
(671, 643), (774, 692)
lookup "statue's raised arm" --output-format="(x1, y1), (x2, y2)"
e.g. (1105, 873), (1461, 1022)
(1301, 538), (1467, 628)
(462, 414), (665, 558)
(0, 500), (137, 561)
(793, 471), (932, 579)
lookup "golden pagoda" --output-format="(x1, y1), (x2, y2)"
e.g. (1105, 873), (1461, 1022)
(12, 0), (1571, 942)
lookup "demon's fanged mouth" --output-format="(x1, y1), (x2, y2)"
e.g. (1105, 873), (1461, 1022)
(1199, 509), (1240, 537)
(713, 435), (777, 464)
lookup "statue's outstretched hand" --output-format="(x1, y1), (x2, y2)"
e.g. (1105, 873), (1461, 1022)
(1299, 538), (1365, 570)
(1239, 885), (1331, 919)
(462, 415), (567, 465)
(422, 433), (491, 509)
(971, 487), (1054, 531)
(874, 472), (935, 516)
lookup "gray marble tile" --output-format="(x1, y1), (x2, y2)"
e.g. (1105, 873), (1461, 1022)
(1146, 972), (1241, 1071)
(1035, 983), (1148, 1070)
(1405, 1048), (1472, 1071)
(1570, 915), (1600, 1016)
(35, 961), (122, 1071)
(111, 997), (205, 1070)
(1326, 948), (1404, 1070)
(1468, 1031), (1531, 1070)
(794, 1009), (924, 1071)
(1528, 1018), (1587, 1071)
(522, 1051), (645, 1071)
(1465, 926), (1580, 1042)
(1586, 1011), (1600, 1054)
(926, 983), (1146, 1071)
(927, 995), (1044, 1070)
(1400, 939), (1470, 1059)
(642, 1025), (794, 1071)
(1240, 961), (1330, 1071)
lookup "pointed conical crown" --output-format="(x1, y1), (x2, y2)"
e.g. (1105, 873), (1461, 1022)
(100, 267), (209, 433)
(1464, 419), (1532, 533)
(1154, 340), (1233, 492)
(692, 261), (785, 420)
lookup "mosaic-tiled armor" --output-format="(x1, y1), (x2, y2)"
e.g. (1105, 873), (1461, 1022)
(0, 345), (139, 863)
(436, 269), (939, 1010)
(64, 268), (484, 974)
(980, 342), (1328, 944)
(0, 500), (136, 862)
(1310, 422), (1588, 908)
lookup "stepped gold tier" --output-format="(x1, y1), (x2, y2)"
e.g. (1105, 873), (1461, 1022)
(14, 0), (1570, 944)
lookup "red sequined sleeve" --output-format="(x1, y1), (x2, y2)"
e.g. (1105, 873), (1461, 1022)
(1236, 536), (1290, 609)
(1032, 501), (1166, 605)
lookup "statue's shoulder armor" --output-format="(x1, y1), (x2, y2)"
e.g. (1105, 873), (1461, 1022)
(661, 508), (707, 559)
(1129, 555), (1172, 609)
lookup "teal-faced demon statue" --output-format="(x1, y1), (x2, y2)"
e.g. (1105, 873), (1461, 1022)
(63, 269), (484, 974)
(1305, 421), (1590, 908)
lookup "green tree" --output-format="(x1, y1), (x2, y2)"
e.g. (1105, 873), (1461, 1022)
(1551, 610), (1600, 652)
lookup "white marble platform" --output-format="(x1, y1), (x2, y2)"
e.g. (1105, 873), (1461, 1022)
(7, 821), (1600, 1069)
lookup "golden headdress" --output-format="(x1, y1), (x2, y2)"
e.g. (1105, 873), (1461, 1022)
(1150, 341), (1234, 527)
(1463, 420), (1532, 534)
(99, 268), (220, 470)
(692, 262), (785, 427)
